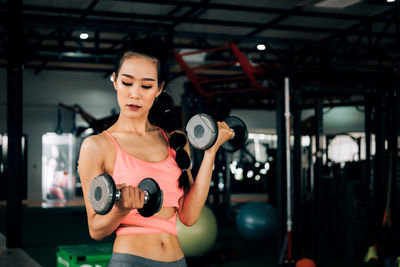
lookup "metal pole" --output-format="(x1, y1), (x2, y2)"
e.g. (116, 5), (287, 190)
(6, 0), (24, 248)
(224, 152), (232, 224)
(314, 100), (324, 262)
(292, 89), (302, 262)
(394, 88), (400, 255)
(284, 77), (293, 262)
(275, 85), (285, 264)
(374, 93), (386, 264)
(364, 95), (373, 245)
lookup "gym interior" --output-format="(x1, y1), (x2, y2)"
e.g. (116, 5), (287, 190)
(1, 1), (400, 266)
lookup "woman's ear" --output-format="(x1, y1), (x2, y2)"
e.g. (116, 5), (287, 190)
(112, 72), (117, 91)
(156, 81), (165, 97)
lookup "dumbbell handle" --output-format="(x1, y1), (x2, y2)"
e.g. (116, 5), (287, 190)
(114, 189), (149, 204)
(230, 128), (235, 138)
(115, 190), (121, 201)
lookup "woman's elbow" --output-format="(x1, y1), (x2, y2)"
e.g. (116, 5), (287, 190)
(179, 215), (199, 227)
(89, 228), (106, 241)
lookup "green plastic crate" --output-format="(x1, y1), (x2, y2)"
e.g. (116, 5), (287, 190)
(57, 243), (113, 267)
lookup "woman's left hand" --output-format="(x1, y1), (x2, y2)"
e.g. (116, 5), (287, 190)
(207, 121), (235, 153)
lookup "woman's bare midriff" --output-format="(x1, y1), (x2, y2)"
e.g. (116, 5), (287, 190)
(113, 232), (184, 262)
(113, 207), (184, 262)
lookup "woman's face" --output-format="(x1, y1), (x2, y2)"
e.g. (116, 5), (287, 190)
(113, 54), (164, 119)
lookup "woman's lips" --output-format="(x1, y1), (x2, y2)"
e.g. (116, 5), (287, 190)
(127, 104), (141, 111)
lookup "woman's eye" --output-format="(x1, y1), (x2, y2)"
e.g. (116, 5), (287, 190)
(122, 81), (132, 86)
(142, 85), (152, 89)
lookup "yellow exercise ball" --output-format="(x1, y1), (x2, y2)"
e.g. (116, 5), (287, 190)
(177, 205), (218, 257)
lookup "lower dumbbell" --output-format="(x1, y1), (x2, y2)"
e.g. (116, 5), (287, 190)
(88, 174), (163, 217)
(186, 113), (248, 152)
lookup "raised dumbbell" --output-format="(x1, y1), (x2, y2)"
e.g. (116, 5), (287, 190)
(88, 173), (163, 217)
(186, 113), (248, 152)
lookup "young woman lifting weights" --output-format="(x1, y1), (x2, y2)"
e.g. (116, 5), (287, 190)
(78, 38), (234, 266)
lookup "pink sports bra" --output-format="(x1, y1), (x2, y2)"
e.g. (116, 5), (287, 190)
(103, 128), (184, 236)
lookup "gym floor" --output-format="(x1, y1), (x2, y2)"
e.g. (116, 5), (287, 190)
(0, 205), (377, 267)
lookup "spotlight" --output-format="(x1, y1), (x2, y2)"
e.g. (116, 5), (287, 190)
(234, 168), (243, 181)
(80, 32), (89, 40)
(257, 44), (266, 51)
(218, 182), (224, 190)
(264, 162), (270, 170)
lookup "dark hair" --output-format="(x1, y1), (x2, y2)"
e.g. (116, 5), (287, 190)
(169, 131), (191, 192)
(114, 36), (170, 87)
(115, 36), (175, 131)
(148, 90), (179, 133)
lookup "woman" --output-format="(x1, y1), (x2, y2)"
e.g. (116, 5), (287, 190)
(78, 38), (234, 267)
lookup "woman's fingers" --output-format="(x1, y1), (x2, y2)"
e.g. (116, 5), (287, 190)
(116, 183), (126, 190)
(116, 185), (145, 210)
(218, 121), (235, 142)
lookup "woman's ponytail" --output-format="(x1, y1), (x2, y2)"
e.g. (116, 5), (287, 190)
(169, 131), (191, 192)
(148, 90), (179, 133)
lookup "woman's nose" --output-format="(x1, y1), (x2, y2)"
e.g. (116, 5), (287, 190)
(129, 84), (140, 99)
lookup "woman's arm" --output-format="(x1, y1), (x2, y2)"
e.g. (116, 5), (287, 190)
(78, 134), (144, 240)
(177, 121), (234, 226)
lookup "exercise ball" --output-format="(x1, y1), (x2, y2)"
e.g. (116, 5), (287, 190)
(296, 258), (316, 267)
(177, 205), (218, 257)
(236, 201), (278, 240)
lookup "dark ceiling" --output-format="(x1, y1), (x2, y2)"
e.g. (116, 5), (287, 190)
(1, 0), (399, 84)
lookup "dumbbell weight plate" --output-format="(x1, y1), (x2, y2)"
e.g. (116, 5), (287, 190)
(186, 113), (218, 150)
(88, 173), (117, 215)
(222, 116), (248, 152)
(137, 178), (163, 217)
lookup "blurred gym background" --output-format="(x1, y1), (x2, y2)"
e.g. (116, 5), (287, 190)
(1, 0), (400, 266)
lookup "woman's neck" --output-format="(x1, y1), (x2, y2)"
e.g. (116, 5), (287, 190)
(113, 115), (157, 135)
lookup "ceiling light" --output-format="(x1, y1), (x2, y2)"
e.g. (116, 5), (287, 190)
(314, 0), (361, 8)
(62, 51), (91, 58)
(387, 0), (395, 2)
(80, 33), (89, 40)
(257, 44), (266, 51)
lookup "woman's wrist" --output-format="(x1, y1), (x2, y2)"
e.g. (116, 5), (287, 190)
(204, 148), (218, 157)
(111, 205), (131, 219)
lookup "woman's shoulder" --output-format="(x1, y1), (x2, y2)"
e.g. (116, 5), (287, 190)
(80, 132), (113, 155)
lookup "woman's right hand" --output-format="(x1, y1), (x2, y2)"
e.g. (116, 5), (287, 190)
(115, 184), (145, 212)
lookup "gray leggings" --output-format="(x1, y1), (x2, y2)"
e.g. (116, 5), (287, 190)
(107, 252), (187, 267)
